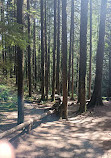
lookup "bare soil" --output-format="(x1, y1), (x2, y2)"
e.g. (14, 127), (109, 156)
(0, 101), (111, 158)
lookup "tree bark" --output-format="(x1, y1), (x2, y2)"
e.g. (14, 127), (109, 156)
(17, 0), (24, 124)
(88, 0), (107, 108)
(33, 19), (37, 89)
(79, 0), (88, 113)
(15, 45), (18, 85)
(52, 0), (57, 101)
(56, 0), (60, 95)
(48, 4), (51, 92)
(41, 0), (45, 100)
(108, 50), (111, 98)
(1, 5), (5, 76)
(27, 0), (32, 97)
(88, 0), (92, 100)
(68, 4), (72, 96)
(71, 0), (74, 100)
(61, 0), (68, 119)
(45, 0), (48, 100)
(14, 0), (18, 85)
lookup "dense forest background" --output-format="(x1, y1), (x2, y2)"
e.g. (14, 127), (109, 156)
(0, 0), (111, 122)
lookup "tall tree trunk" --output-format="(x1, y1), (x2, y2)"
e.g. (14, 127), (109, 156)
(41, 0), (45, 100)
(56, 0), (60, 95)
(4, 50), (7, 77)
(1, 4), (5, 75)
(2, 49), (5, 75)
(68, 0), (74, 99)
(45, 0), (48, 100)
(25, 54), (28, 80)
(71, 0), (74, 100)
(37, 34), (39, 82)
(7, 1), (13, 78)
(108, 50), (111, 98)
(61, 0), (68, 119)
(15, 45), (18, 85)
(88, 0), (92, 100)
(33, 19), (37, 89)
(32, 41), (35, 86)
(76, 50), (79, 96)
(17, 0), (24, 124)
(79, 0), (88, 113)
(52, 0), (57, 101)
(88, 0), (107, 108)
(9, 47), (13, 78)
(13, 0), (18, 85)
(48, 5), (51, 91)
(68, 3), (72, 96)
(27, 0), (32, 97)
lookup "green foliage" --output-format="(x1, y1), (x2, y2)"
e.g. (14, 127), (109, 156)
(0, 21), (28, 50)
(0, 85), (10, 101)
(0, 90), (9, 101)
(0, 61), (14, 71)
(0, 85), (17, 111)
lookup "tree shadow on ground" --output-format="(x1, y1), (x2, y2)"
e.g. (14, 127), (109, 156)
(0, 103), (17, 112)
(11, 119), (106, 158)
(11, 104), (111, 158)
(1, 102), (111, 158)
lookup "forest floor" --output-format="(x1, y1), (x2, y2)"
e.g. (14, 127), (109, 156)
(0, 99), (111, 158)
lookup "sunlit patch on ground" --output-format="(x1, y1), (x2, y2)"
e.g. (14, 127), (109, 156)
(0, 98), (111, 158)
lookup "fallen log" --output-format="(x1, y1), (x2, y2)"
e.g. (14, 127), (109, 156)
(0, 110), (54, 139)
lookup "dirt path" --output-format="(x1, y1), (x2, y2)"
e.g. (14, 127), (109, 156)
(0, 101), (54, 133)
(0, 101), (111, 158)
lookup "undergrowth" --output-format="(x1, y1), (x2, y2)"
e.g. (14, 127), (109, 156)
(0, 84), (17, 111)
